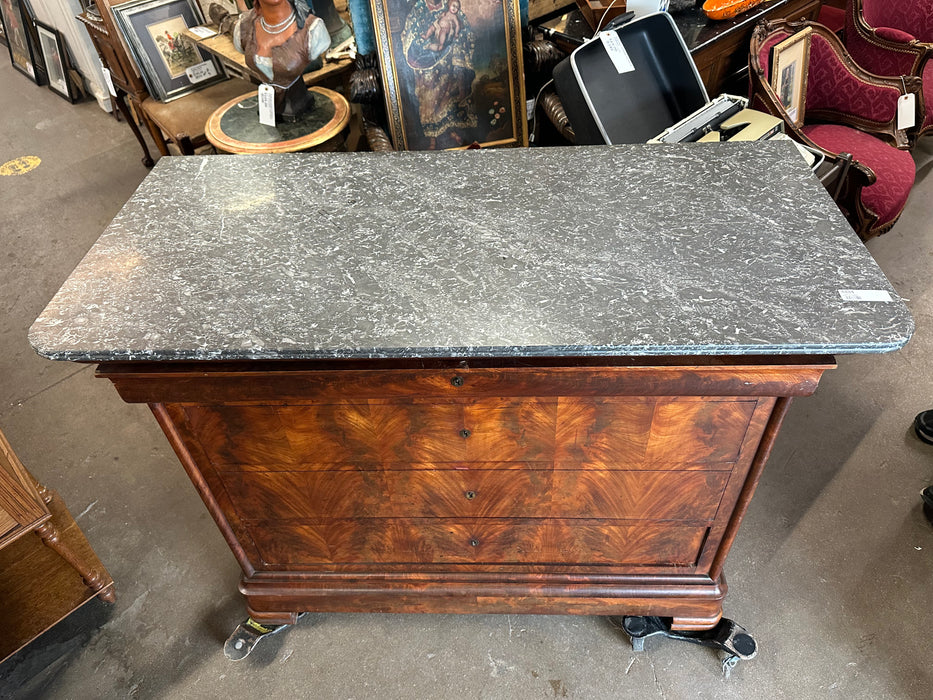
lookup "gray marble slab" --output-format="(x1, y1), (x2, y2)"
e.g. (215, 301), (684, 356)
(29, 142), (913, 362)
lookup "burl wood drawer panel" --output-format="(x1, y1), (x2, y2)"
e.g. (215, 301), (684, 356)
(222, 469), (730, 521)
(185, 397), (757, 470)
(248, 518), (708, 567)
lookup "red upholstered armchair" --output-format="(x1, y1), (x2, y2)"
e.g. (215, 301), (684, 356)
(749, 19), (921, 240)
(845, 0), (933, 140)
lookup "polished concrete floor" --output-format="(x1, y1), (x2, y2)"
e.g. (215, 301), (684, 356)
(2, 58), (933, 700)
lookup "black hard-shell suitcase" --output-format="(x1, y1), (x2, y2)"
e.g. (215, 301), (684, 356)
(552, 12), (709, 145)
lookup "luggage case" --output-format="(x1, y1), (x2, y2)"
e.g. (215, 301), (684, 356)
(553, 12), (710, 145)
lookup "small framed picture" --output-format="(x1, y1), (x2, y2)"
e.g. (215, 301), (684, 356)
(112, 0), (226, 102)
(35, 20), (77, 102)
(371, 0), (527, 150)
(770, 27), (811, 128)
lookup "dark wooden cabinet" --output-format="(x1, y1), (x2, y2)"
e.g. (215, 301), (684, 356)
(100, 355), (831, 631)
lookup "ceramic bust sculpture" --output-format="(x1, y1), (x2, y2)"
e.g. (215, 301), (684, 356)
(232, 0), (330, 121)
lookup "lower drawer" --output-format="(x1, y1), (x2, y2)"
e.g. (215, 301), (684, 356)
(247, 518), (708, 567)
(222, 469), (730, 521)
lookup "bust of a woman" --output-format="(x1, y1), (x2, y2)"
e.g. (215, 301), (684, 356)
(233, 0), (330, 122)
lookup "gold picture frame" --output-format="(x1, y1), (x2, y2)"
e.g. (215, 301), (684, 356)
(371, 0), (527, 151)
(770, 26), (812, 128)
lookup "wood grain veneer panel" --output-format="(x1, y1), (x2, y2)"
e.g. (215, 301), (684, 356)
(249, 519), (708, 566)
(221, 469), (730, 521)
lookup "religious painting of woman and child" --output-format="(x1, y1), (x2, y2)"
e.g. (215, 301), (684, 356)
(372, 0), (526, 150)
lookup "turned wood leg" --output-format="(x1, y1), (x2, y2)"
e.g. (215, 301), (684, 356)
(114, 91), (154, 168)
(137, 106), (172, 158)
(31, 482), (116, 603)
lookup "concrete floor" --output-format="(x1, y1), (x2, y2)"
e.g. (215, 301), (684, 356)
(2, 58), (933, 700)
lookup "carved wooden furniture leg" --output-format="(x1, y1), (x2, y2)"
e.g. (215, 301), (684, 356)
(31, 484), (116, 603)
(114, 91), (154, 168)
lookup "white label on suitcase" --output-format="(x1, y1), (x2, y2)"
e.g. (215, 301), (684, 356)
(599, 31), (634, 74)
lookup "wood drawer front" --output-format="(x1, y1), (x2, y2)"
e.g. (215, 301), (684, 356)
(185, 399), (557, 466)
(185, 397), (756, 470)
(249, 518), (707, 567)
(555, 398), (756, 467)
(223, 469), (730, 521)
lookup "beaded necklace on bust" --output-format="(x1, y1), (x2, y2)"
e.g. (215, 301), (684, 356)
(259, 10), (296, 34)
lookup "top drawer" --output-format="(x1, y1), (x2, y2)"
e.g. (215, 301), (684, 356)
(184, 396), (758, 470)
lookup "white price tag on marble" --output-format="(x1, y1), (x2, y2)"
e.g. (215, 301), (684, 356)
(189, 25), (217, 38)
(186, 60), (217, 84)
(599, 31), (634, 74)
(897, 93), (916, 131)
(100, 61), (117, 97)
(258, 84), (276, 127)
(839, 289), (894, 302)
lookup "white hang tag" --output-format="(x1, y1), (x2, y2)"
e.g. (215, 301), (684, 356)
(599, 31), (634, 74)
(189, 25), (217, 38)
(897, 93), (916, 131)
(185, 60), (217, 84)
(258, 84), (276, 127)
(100, 60), (117, 97)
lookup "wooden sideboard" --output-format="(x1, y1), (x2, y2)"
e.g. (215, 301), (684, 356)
(0, 429), (115, 663)
(100, 356), (830, 629)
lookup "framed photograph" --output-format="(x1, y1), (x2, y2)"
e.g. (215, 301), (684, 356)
(34, 20), (77, 101)
(371, 0), (527, 150)
(770, 27), (811, 128)
(0, 0), (41, 82)
(112, 0), (226, 101)
(0, 10), (8, 48)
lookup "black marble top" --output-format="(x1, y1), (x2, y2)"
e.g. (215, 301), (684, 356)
(29, 143), (913, 362)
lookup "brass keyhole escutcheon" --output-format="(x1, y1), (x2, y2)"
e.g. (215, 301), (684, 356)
(459, 429), (471, 438)
(469, 538), (479, 547)
(451, 376), (464, 387)
(465, 491), (476, 500)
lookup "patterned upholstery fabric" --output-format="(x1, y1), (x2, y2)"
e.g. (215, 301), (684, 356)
(758, 30), (900, 124)
(845, 0), (933, 131)
(802, 124), (915, 227)
(860, 0), (933, 40)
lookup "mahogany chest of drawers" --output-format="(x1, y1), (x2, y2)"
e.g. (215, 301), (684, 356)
(101, 355), (831, 629)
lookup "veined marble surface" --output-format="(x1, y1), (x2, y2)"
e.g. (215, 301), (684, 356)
(29, 143), (913, 362)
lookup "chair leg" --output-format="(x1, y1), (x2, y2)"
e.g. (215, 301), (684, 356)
(138, 107), (172, 158)
(114, 92), (154, 168)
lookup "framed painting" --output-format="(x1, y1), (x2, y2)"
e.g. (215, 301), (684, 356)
(0, 0), (41, 83)
(770, 27), (811, 128)
(371, 0), (527, 150)
(0, 9), (8, 48)
(195, 0), (238, 24)
(35, 20), (78, 102)
(112, 0), (226, 101)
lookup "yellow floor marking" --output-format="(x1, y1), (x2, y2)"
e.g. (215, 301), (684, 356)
(0, 156), (42, 176)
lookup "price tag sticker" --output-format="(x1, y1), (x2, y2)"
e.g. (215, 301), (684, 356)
(897, 93), (916, 131)
(258, 84), (276, 127)
(189, 25), (217, 38)
(100, 60), (117, 97)
(186, 60), (218, 84)
(839, 289), (894, 302)
(599, 31), (634, 74)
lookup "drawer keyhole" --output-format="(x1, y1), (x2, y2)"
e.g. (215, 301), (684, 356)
(451, 376), (464, 387)
(459, 429), (471, 439)
(469, 538), (479, 547)
(465, 491), (476, 500)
